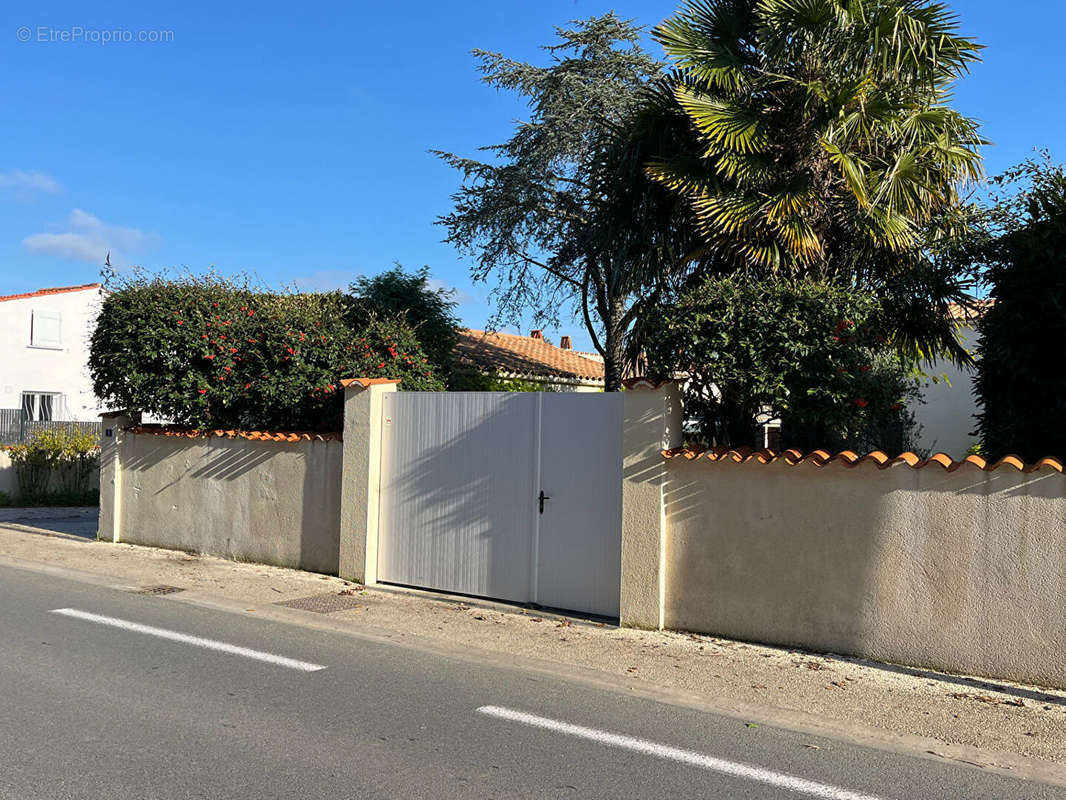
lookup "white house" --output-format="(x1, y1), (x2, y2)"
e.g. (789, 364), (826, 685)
(908, 303), (988, 458)
(0, 283), (104, 422)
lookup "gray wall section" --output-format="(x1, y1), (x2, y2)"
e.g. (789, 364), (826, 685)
(663, 458), (1066, 688)
(115, 434), (342, 574)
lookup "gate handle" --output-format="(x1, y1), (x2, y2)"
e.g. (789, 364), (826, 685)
(538, 490), (550, 514)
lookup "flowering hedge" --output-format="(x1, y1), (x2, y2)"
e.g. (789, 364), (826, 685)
(90, 272), (443, 431)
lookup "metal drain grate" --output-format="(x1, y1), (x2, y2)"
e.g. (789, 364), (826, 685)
(131, 585), (186, 595)
(275, 593), (362, 614)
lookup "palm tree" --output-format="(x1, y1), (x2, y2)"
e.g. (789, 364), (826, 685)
(649, 0), (986, 362)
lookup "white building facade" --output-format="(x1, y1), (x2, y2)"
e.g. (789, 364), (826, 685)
(0, 283), (104, 422)
(909, 324), (981, 459)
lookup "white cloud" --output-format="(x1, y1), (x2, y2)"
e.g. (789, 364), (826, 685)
(0, 169), (62, 199)
(22, 208), (157, 266)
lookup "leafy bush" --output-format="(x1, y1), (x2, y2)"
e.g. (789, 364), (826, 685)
(974, 158), (1066, 462)
(450, 372), (561, 392)
(645, 277), (921, 453)
(90, 271), (444, 431)
(7, 428), (99, 503)
(351, 265), (461, 383)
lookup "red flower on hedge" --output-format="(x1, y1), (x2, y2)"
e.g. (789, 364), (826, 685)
(176, 320), (184, 326)
(854, 399), (869, 408)
(198, 389), (207, 395)
(859, 364), (872, 372)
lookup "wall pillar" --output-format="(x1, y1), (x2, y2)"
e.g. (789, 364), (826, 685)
(620, 380), (682, 629)
(339, 378), (399, 583)
(98, 411), (139, 543)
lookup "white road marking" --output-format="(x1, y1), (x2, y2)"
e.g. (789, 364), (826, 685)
(50, 608), (326, 672)
(477, 706), (887, 800)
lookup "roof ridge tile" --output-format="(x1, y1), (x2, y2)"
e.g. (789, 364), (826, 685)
(0, 283), (102, 304)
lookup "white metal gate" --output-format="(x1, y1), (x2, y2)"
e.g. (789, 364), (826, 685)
(377, 392), (622, 617)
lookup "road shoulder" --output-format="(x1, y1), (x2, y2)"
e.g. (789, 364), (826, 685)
(2, 518), (1064, 787)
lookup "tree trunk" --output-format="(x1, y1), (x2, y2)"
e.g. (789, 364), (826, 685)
(603, 297), (625, 392)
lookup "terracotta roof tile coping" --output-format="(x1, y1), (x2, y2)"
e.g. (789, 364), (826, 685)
(340, 378), (402, 389)
(0, 283), (102, 303)
(127, 425), (341, 443)
(663, 446), (1064, 474)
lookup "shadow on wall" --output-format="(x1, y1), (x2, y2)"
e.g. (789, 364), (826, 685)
(662, 456), (1066, 687)
(119, 433), (342, 575)
(377, 392), (539, 603)
(302, 440), (341, 573)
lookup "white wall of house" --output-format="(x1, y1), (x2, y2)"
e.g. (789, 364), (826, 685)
(910, 326), (980, 458)
(0, 287), (103, 421)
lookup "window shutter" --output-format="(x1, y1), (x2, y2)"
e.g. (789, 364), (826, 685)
(31, 310), (62, 348)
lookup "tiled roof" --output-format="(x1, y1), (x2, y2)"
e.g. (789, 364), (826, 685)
(127, 425), (340, 442)
(455, 329), (605, 382)
(947, 299), (993, 322)
(0, 283), (102, 303)
(663, 446), (1064, 473)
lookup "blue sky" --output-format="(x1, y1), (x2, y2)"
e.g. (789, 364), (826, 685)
(1, 1), (1062, 350)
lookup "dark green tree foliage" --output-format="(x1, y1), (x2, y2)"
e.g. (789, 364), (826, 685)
(436, 14), (694, 390)
(350, 265), (460, 383)
(644, 277), (920, 453)
(975, 159), (1066, 461)
(90, 271), (443, 432)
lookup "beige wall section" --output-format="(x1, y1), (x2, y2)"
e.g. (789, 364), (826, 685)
(109, 430), (342, 574)
(339, 380), (398, 583)
(620, 382), (683, 629)
(99, 412), (138, 543)
(0, 451), (14, 495)
(663, 458), (1066, 688)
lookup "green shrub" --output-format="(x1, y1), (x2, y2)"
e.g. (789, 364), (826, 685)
(90, 270), (445, 432)
(450, 371), (561, 392)
(645, 277), (921, 453)
(8, 428), (99, 503)
(351, 265), (461, 384)
(975, 158), (1066, 462)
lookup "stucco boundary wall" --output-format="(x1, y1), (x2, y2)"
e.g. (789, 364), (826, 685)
(99, 412), (344, 574)
(650, 438), (1066, 689)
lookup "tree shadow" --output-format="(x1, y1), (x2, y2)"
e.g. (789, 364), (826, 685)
(119, 434), (341, 574)
(376, 392), (539, 604)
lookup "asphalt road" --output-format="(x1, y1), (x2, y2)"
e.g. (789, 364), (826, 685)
(0, 562), (1061, 800)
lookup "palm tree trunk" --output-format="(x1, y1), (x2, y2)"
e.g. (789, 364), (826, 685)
(603, 297), (625, 392)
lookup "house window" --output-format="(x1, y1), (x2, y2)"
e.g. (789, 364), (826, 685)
(30, 309), (63, 349)
(21, 392), (61, 422)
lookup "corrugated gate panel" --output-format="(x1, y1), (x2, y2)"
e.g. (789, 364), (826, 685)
(535, 393), (622, 617)
(377, 392), (538, 603)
